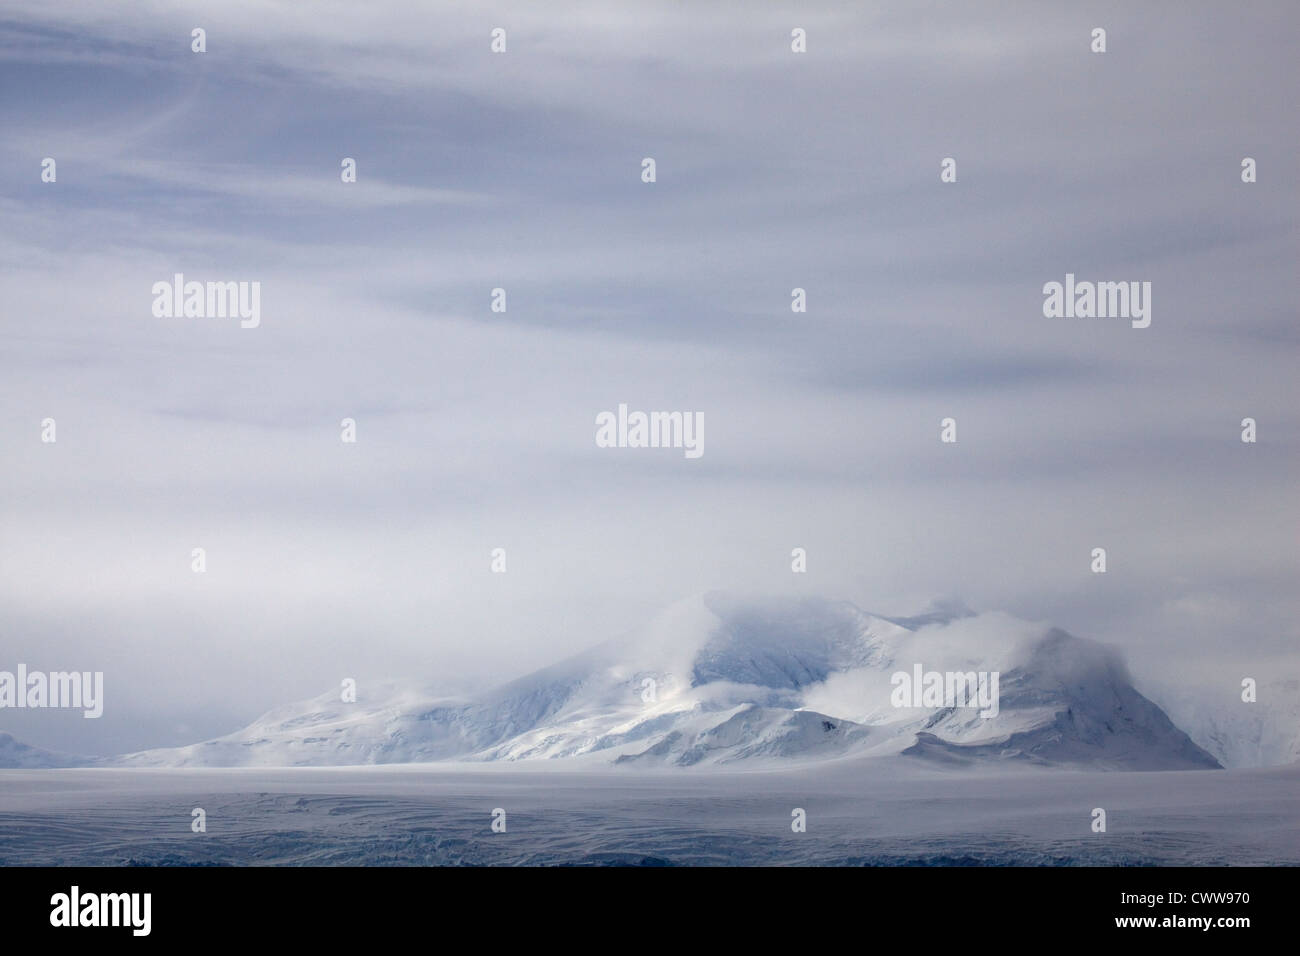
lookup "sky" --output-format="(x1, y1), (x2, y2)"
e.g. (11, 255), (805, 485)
(1, 1), (1297, 756)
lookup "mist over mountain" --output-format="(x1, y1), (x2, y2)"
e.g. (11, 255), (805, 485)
(33, 592), (1236, 772)
(1139, 675), (1300, 769)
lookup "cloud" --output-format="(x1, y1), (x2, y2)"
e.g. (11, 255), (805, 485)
(1, 1), (1296, 755)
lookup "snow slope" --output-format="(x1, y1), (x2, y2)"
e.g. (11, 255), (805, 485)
(1140, 675), (1300, 769)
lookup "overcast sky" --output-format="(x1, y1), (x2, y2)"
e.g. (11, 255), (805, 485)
(1, 1), (1297, 755)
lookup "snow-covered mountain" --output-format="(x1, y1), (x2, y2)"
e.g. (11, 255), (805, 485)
(108, 592), (1221, 770)
(893, 630), (1223, 770)
(0, 732), (91, 769)
(1139, 675), (1300, 769)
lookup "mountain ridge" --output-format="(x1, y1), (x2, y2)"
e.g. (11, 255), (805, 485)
(3, 593), (1230, 771)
